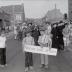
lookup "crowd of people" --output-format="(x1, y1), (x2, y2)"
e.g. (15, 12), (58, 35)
(0, 20), (72, 72)
(14, 21), (72, 50)
(22, 20), (72, 72)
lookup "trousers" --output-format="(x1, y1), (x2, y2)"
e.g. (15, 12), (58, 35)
(41, 54), (48, 65)
(0, 48), (6, 65)
(25, 52), (33, 67)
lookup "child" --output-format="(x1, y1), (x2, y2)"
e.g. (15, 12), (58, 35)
(38, 29), (52, 69)
(0, 32), (7, 67)
(63, 24), (70, 47)
(14, 26), (17, 40)
(22, 31), (34, 72)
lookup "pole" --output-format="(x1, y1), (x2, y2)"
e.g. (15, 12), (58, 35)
(12, 5), (15, 27)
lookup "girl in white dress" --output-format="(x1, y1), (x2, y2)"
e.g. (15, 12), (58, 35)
(63, 24), (70, 47)
(38, 28), (52, 69)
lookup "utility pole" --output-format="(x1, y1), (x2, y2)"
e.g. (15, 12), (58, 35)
(55, 3), (57, 22)
(21, 3), (25, 23)
(12, 5), (15, 27)
(21, 0), (25, 22)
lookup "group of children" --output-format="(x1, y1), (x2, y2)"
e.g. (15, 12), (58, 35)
(22, 25), (52, 72)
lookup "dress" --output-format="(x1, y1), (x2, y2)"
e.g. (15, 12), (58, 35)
(63, 26), (70, 46)
(38, 34), (51, 65)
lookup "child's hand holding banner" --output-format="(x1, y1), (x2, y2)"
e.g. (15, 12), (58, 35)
(23, 44), (57, 56)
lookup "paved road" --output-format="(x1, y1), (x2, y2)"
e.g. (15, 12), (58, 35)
(0, 37), (72, 72)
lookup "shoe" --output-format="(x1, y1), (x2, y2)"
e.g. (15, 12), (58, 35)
(40, 64), (45, 68)
(5, 64), (8, 66)
(0, 65), (5, 67)
(44, 65), (48, 69)
(29, 66), (33, 70)
(25, 67), (28, 72)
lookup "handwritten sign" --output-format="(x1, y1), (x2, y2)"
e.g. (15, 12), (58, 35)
(23, 45), (57, 56)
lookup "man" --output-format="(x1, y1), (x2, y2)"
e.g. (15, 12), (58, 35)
(0, 31), (7, 67)
(25, 23), (33, 35)
(32, 25), (40, 45)
(57, 21), (66, 51)
(51, 23), (58, 49)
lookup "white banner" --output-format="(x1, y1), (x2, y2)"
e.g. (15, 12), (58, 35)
(23, 45), (57, 56)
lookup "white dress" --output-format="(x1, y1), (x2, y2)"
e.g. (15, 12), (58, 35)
(63, 26), (70, 46)
(14, 26), (17, 35)
(38, 34), (52, 47)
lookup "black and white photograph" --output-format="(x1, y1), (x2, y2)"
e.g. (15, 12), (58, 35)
(0, 0), (72, 72)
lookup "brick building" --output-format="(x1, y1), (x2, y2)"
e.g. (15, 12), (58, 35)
(0, 4), (25, 26)
(0, 10), (11, 29)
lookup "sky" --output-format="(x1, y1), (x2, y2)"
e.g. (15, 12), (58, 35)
(0, 0), (68, 18)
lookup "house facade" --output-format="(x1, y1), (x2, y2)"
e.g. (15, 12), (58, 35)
(0, 4), (25, 26)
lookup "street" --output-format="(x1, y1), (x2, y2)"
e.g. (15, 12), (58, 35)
(0, 0), (71, 72)
(0, 37), (72, 72)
